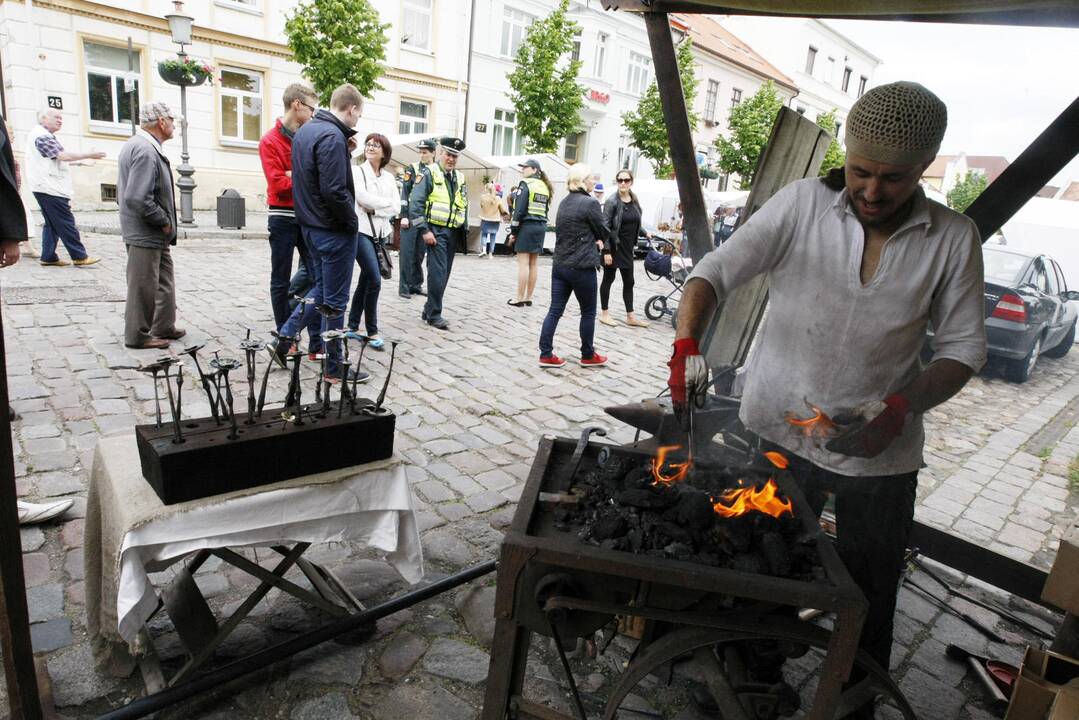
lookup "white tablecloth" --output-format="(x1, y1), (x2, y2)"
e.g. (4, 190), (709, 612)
(85, 434), (423, 648)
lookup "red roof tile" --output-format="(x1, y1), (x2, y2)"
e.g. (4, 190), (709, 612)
(672, 14), (798, 93)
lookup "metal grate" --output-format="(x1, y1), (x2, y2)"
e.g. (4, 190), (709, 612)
(101, 184), (118, 202)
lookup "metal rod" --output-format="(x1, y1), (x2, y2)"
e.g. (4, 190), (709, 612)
(162, 365), (181, 445)
(175, 365), (184, 442)
(337, 339), (349, 419)
(373, 340), (398, 413)
(255, 354), (274, 419)
(94, 560), (497, 720)
(351, 336), (370, 411)
(182, 347), (220, 426)
(222, 370), (238, 440)
(150, 368), (162, 428)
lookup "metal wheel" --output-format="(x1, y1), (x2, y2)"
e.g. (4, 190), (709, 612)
(644, 295), (667, 321)
(1004, 333), (1041, 383)
(603, 622), (917, 720)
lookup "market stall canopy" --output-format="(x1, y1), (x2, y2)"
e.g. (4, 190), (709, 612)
(387, 133), (499, 173)
(602, 1), (1079, 28)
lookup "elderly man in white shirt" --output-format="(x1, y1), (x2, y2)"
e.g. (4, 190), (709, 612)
(346, 132), (399, 350)
(668, 81), (986, 715)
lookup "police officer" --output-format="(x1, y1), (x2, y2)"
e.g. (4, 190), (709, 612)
(507, 158), (552, 306)
(397, 138), (436, 299)
(408, 136), (468, 330)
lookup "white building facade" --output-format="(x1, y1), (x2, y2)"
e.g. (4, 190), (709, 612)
(716, 16), (880, 138)
(0, 0), (469, 211)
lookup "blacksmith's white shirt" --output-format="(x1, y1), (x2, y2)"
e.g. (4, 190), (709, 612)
(690, 177), (987, 477)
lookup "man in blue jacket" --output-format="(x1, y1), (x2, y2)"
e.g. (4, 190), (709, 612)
(269, 84), (368, 383)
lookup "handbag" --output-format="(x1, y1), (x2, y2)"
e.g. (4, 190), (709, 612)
(360, 164), (393, 280)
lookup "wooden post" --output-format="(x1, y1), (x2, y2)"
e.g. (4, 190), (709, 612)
(0, 288), (45, 720)
(702, 108), (830, 369)
(643, 12), (713, 266)
(964, 94), (1079, 241)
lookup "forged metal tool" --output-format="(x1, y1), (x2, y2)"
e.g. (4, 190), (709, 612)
(556, 425), (608, 492)
(210, 356), (243, 440)
(320, 330), (346, 418)
(284, 349), (305, 426)
(161, 362), (183, 444)
(179, 343), (220, 426)
(137, 359), (169, 428)
(175, 363), (184, 439)
(349, 332), (371, 412)
(239, 335), (264, 425)
(337, 334), (351, 419)
(371, 339), (401, 414)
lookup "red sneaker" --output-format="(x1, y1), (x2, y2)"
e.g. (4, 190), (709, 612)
(538, 354), (566, 368)
(580, 353), (608, 367)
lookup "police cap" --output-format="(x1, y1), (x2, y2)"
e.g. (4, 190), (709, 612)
(439, 136), (466, 155)
(518, 158), (542, 172)
(416, 138), (437, 151)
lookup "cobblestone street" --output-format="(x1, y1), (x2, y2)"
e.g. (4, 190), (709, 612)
(3, 222), (1078, 719)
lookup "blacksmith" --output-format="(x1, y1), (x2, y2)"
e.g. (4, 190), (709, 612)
(668, 81), (986, 712)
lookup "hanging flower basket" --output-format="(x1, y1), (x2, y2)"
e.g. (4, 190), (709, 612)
(158, 58), (215, 87)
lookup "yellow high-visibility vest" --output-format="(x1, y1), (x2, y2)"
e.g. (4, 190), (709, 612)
(522, 177), (550, 219)
(425, 164), (467, 228)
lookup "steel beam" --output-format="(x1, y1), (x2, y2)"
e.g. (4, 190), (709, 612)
(642, 12), (713, 265)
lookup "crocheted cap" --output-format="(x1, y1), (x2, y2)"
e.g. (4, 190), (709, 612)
(139, 102), (178, 124)
(844, 81), (947, 165)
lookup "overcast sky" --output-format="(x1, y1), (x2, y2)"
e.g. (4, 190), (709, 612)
(828, 19), (1079, 187)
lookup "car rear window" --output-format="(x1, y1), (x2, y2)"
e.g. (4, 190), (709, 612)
(983, 250), (1028, 284)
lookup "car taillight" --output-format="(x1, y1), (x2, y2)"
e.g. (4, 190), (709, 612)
(991, 293), (1027, 323)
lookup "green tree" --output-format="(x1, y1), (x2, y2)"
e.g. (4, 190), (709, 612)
(714, 81), (783, 189)
(947, 170), (989, 212)
(507, 0), (584, 154)
(284, 0), (389, 105)
(621, 38), (700, 178)
(815, 109), (846, 175)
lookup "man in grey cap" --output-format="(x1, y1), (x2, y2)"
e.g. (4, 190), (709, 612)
(408, 136), (468, 330)
(118, 102), (183, 350)
(397, 137), (436, 299)
(669, 81), (985, 710)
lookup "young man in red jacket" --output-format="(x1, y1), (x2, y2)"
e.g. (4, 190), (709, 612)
(259, 83), (320, 358)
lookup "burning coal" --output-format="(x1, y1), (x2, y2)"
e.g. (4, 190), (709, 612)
(651, 445), (690, 486)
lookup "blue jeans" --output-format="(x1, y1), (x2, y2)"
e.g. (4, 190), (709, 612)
(268, 214), (314, 329)
(480, 220), (500, 254)
(347, 233), (381, 335)
(539, 265), (597, 359)
(279, 227), (357, 373)
(422, 226), (459, 321)
(33, 192), (88, 262)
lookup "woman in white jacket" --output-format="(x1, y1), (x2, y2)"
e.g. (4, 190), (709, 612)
(348, 133), (398, 349)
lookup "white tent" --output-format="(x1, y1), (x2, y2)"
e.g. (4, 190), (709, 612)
(1001, 197), (1079, 289)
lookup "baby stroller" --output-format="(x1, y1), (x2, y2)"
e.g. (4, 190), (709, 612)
(643, 237), (691, 329)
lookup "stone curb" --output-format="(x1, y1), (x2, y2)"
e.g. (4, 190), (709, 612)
(80, 224), (269, 241)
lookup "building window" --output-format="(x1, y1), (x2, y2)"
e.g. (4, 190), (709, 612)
(399, 99), (429, 134)
(501, 7), (533, 58)
(626, 51), (651, 96)
(594, 33), (608, 77)
(570, 29), (582, 63)
(827, 56), (836, 84)
(704, 80), (719, 122)
(730, 88), (742, 111)
(618, 135), (640, 173)
(564, 132), (584, 163)
(219, 66), (263, 144)
(401, 0), (432, 50)
(805, 45), (817, 75)
(84, 41), (141, 131)
(858, 76), (868, 97)
(842, 66), (853, 93)
(492, 108), (523, 155)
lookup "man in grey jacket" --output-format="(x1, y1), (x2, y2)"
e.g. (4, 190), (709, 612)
(118, 102), (184, 350)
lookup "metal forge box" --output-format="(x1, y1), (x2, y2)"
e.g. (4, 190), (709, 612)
(135, 402), (395, 505)
(481, 436), (881, 720)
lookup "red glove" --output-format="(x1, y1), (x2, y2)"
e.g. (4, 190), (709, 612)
(668, 338), (708, 415)
(826, 394), (910, 458)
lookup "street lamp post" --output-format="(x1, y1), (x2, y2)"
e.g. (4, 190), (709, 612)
(165, 1), (196, 225)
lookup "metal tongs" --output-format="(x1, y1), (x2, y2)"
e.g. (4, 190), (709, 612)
(686, 385), (705, 466)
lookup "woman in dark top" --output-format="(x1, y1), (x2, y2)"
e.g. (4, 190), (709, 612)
(600, 169), (651, 328)
(538, 163), (610, 368)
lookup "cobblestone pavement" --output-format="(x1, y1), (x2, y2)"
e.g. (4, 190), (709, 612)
(3, 227), (1077, 719)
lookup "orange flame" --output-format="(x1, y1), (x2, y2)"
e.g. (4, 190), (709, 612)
(712, 478), (793, 519)
(784, 403), (838, 439)
(763, 451), (789, 469)
(651, 445), (690, 486)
